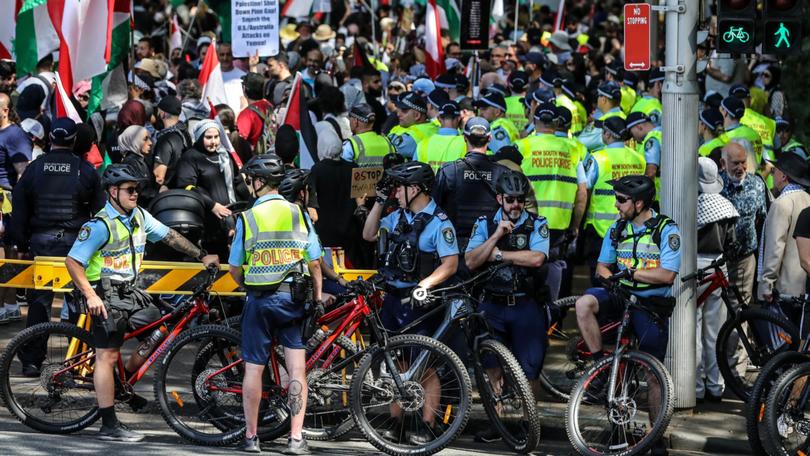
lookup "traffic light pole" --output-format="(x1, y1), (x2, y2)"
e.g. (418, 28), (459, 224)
(660, 0), (698, 409)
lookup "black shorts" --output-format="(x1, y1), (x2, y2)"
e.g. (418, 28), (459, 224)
(91, 286), (161, 350)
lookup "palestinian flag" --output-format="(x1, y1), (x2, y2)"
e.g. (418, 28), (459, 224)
(281, 73), (318, 169)
(282, 0), (314, 18)
(353, 41), (373, 70)
(415, 0), (459, 41)
(13, 0), (60, 77)
(87, 0), (131, 116)
(169, 14), (182, 52)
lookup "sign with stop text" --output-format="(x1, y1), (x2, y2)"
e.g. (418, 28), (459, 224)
(624, 3), (652, 71)
(350, 167), (384, 199)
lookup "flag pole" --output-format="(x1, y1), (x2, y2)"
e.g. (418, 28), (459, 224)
(514, 0), (519, 41)
(357, 0), (380, 61)
(181, 0), (206, 56)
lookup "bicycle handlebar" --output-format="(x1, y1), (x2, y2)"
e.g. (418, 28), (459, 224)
(410, 262), (514, 306)
(680, 256), (726, 282)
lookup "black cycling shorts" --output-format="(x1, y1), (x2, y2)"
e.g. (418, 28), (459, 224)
(91, 287), (161, 350)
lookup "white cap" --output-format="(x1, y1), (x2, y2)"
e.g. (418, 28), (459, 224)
(20, 118), (45, 140)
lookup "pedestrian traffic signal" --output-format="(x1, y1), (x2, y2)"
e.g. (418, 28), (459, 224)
(763, 0), (803, 55)
(717, 0), (757, 53)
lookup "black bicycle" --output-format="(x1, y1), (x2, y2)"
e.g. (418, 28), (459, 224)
(565, 272), (674, 456)
(406, 263), (541, 454)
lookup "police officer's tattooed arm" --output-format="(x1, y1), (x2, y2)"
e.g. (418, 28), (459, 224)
(65, 256), (107, 320)
(162, 229), (220, 266)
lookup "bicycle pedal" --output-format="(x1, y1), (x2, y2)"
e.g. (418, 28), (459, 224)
(127, 393), (149, 412)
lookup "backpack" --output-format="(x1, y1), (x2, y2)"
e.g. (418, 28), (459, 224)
(247, 104), (275, 155)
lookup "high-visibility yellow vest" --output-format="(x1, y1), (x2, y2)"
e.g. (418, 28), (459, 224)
(516, 133), (579, 230)
(389, 122), (439, 149)
(416, 134), (467, 172)
(741, 108), (775, 154)
(721, 123), (764, 164)
(491, 117), (520, 144)
(86, 208), (147, 283)
(505, 96), (528, 129)
(241, 198), (310, 288)
(347, 131), (395, 167)
(630, 95), (663, 125)
(585, 146), (646, 238)
(614, 215), (674, 290)
(556, 93), (586, 134)
(620, 86), (637, 114)
(698, 137), (725, 157)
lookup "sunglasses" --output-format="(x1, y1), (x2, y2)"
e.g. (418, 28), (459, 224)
(118, 186), (139, 195)
(504, 196), (525, 204)
(615, 195), (631, 204)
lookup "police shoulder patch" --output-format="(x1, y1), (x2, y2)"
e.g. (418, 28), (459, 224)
(668, 233), (681, 251)
(442, 227), (456, 245)
(78, 226), (91, 241)
(494, 129), (506, 141)
(645, 139), (654, 150)
(539, 223), (549, 239)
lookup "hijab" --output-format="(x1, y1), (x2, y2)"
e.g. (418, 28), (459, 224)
(118, 125), (149, 155)
(117, 99), (147, 132)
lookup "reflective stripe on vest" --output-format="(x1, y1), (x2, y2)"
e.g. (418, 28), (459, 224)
(505, 96), (528, 129)
(86, 208), (147, 283)
(517, 133), (578, 230)
(586, 147), (646, 237)
(614, 219), (669, 290)
(416, 134), (467, 172)
(241, 199), (309, 287)
(349, 131), (394, 167)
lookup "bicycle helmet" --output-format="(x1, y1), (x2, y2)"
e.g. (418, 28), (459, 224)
(279, 168), (311, 202)
(608, 175), (656, 206)
(386, 161), (435, 191)
(495, 169), (531, 198)
(243, 154), (285, 183)
(102, 164), (144, 188)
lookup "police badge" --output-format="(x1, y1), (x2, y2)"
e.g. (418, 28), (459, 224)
(78, 226), (91, 241)
(442, 227), (456, 245)
(539, 224), (549, 239)
(668, 234), (681, 251)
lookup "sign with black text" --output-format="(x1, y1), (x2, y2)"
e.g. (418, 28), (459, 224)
(350, 167), (385, 199)
(231, 0), (279, 57)
(460, 0), (491, 50)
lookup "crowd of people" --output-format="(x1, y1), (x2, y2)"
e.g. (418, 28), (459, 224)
(0, 0), (808, 454)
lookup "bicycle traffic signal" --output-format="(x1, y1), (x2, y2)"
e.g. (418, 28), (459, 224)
(717, 0), (757, 53)
(762, 0), (803, 55)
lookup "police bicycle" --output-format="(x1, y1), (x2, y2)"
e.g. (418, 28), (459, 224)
(565, 271), (674, 456)
(405, 262), (542, 454)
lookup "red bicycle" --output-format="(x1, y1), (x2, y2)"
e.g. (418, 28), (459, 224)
(539, 256), (799, 401)
(0, 265), (225, 434)
(154, 278), (473, 456)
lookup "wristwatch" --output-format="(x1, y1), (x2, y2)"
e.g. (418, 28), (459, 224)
(196, 249), (209, 262)
(494, 248), (503, 262)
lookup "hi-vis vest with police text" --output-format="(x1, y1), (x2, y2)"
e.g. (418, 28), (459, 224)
(348, 131), (394, 167)
(612, 215), (674, 291)
(416, 134), (467, 172)
(505, 96), (528, 130)
(586, 146), (646, 238)
(516, 133), (578, 230)
(86, 208), (147, 283)
(241, 198), (309, 288)
(741, 108), (775, 154)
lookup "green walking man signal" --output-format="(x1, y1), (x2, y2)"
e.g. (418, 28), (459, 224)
(774, 22), (791, 48)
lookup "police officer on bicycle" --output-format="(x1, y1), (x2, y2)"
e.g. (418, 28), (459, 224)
(65, 164), (219, 442)
(574, 175), (681, 365)
(228, 154), (323, 454)
(362, 161), (458, 443)
(464, 169), (549, 443)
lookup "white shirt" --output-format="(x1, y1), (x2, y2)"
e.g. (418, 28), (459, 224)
(221, 67), (246, 115)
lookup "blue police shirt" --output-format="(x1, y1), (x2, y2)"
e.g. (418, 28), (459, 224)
(577, 107), (623, 152)
(583, 142), (626, 189)
(387, 130), (419, 159)
(597, 213), (681, 298)
(67, 202), (170, 267)
(229, 194), (322, 269)
(643, 127), (662, 166)
(340, 140), (355, 163)
(380, 198), (459, 288)
(489, 124), (513, 153)
(466, 209), (550, 256)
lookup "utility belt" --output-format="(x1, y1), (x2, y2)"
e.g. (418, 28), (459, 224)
(246, 272), (312, 305)
(637, 295), (676, 320)
(96, 278), (137, 300)
(484, 291), (522, 306)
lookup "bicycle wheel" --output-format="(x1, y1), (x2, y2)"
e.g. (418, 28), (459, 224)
(350, 334), (472, 456)
(474, 338), (541, 453)
(746, 351), (809, 456)
(0, 321), (99, 434)
(763, 361), (810, 456)
(154, 324), (289, 446)
(566, 350), (674, 456)
(716, 308), (799, 401)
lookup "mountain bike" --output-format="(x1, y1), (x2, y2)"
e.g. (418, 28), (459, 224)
(406, 263), (541, 454)
(541, 256), (799, 402)
(565, 271), (674, 456)
(0, 265), (225, 434)
(155, 277), (473, 456)
(763, 352), (810, 456)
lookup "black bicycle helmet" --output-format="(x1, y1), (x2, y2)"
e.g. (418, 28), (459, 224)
(243, 154), (285, 182)
(102, 164), (144, 188)
(386, 161), (435, 191)
(495, 169), (531, 198)
(609, 175), (656, 205)
(279, 168), (311, 202)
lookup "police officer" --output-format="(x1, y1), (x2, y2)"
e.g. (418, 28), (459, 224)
(522, 86), (557, 137)
(10, 117), (105, 376)
(554, 105), (588, 163)
(341, 103), (395, 167)
(698, 108), (725, 157)
(228, 154), (323, 454)
(388, 92), (438, 159)
(474, 90), (520, 153)
(578, 81), (625, 152)
(362, 161), (458, 444)
(433, 117), (509, 248)
(465, 171), (549, 442)
(719, 96), (763, 168)
(426, 88), (449, 128)
(505, 70), (530, 128)
(65, 164), (218, 442)
(626, 112), (663, 198)
(775, 115), (807, 160)
(605, 62), (637, 114)
(630, 68), (664, 127)
(516, 103), (587, 241)
(582, 117), (646, 281)
(546, 72), (585, 135)
(415, 101), (466, 171)
(573, 175), (680, 456)
(730, 84), (776, 162)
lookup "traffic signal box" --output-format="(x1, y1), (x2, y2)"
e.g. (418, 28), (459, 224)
(717, 0), (757, 53)
(762, 0), (803, 55)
